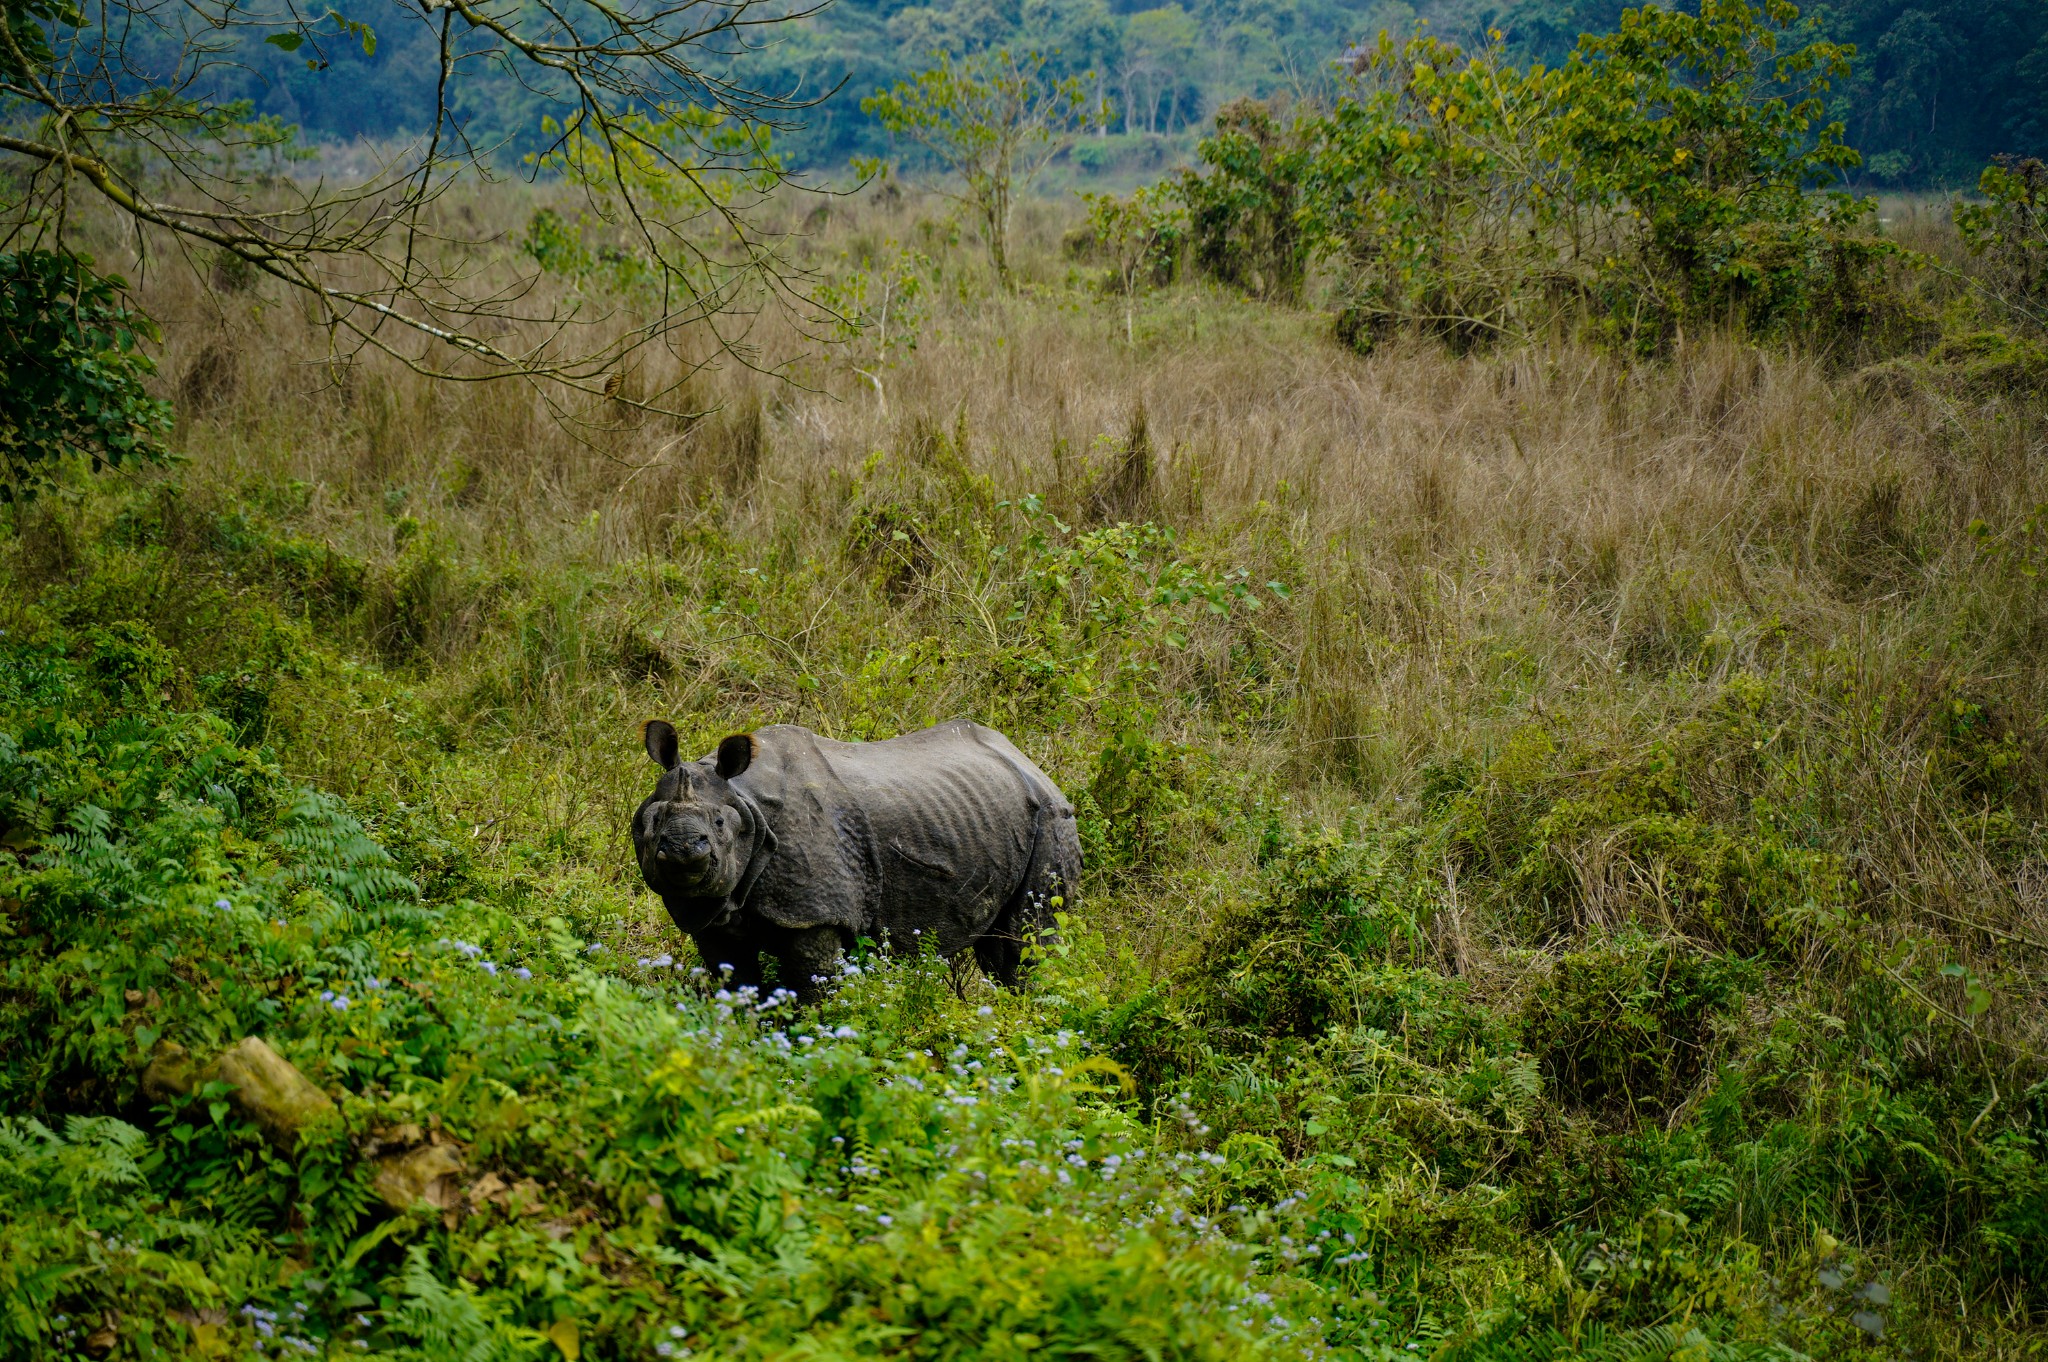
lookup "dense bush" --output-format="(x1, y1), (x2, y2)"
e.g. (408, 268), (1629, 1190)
(1956, 155), (2048, 316)
(1176, 98), (1309, 303)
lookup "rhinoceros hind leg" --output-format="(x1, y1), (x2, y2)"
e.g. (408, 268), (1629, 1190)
(972, 922), (1025, 987)
(977, 817), (1080, 987)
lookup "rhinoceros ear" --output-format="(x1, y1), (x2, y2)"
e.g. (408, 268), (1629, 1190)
(715, 732), (757, 779)
(642, 719), (680, 769)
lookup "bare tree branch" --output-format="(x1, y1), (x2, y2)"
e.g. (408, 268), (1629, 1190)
(0, 0), (835, 415)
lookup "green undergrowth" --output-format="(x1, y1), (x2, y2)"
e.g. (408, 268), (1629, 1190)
(0, 629), (1315, 1360)
(9, 605), (2043, 1361)
(6, 479), (2047, 1361)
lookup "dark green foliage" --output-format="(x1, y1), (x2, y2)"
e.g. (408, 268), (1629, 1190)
(1512, 0), (2048, 187)
(0, 0), (76, 80)
(1187, 824), (1431, 1042)
(1522, 933), (1756, 1122)
(0, 251), (173, 501)
(1956, 156), (2048, 314)
(1084, 713), (1194, 870)
(1815, 0), (2048, 185)
(0, 622), (1304, 1359)
(1177, 98), (1308, 302)
(154, 0), (2048, 184)
(1561, 2), (1875, 334)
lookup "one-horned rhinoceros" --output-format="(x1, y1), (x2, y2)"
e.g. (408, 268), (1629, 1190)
(631, 718), (1080, 995)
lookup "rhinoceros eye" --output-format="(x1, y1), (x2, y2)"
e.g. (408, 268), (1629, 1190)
(715, 814), (726, 828)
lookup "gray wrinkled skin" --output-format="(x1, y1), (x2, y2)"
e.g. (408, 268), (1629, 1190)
(632, 719), (1081, 998)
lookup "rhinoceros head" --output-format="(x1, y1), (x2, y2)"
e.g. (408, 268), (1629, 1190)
(632, 720), (759, 905)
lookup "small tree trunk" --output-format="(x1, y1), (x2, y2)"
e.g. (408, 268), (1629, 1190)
(987, 179), (1013, 290)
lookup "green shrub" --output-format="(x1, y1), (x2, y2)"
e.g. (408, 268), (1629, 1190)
(1920, 329), (2048, 394)
(1176, 98), (1308, 302)
(1955, 156), (2048, 313)
(0, 629), (1342, 1360)
(1182, 823), (1430, 1043)
(0, 251), (173, 502)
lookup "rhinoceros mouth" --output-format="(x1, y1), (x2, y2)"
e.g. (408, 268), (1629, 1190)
(660, 893), (738, 934)
(648, 853), (735, 898)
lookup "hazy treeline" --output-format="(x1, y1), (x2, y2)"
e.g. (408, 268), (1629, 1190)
(194, 0), (2046, 183)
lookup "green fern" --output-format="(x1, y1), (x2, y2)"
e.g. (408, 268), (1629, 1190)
(270, 788), (423, 924)
(0, 1116), (147, 1214)
(385, 1246), (548, 1362)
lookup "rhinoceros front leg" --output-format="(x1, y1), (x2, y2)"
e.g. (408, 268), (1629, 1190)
(691, 924), (764, 989)
(779, 925), (845, 1003)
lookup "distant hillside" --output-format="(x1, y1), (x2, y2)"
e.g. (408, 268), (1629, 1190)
(227, 0), (2046, 186)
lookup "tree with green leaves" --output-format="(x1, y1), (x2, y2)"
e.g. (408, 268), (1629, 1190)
(0, 0), (825, 412)
(864, 49), (1109, 290)
(1080, 184), (1185, 343)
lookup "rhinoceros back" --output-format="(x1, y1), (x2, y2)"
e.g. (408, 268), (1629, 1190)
(731, 720), (1073, 952)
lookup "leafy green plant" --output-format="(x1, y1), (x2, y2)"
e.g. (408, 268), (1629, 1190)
(812, 238), (938, 411)
(1955, 156), (2048, 319)
(1175, 97), (1309, 302)
(0, 627), (1328, 1360)
(1559, 0), (1870, 339)
(1179, 1), (1901, 354)
(1522, 932), (1757, 1123)
(1079, 183), (1187, 343)
(0, 250), (173, 501)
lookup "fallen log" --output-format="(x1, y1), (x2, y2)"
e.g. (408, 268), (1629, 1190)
(141, 1035), (467, 1212)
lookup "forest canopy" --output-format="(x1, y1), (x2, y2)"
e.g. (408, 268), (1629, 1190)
(145, 0), (2048, 185)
